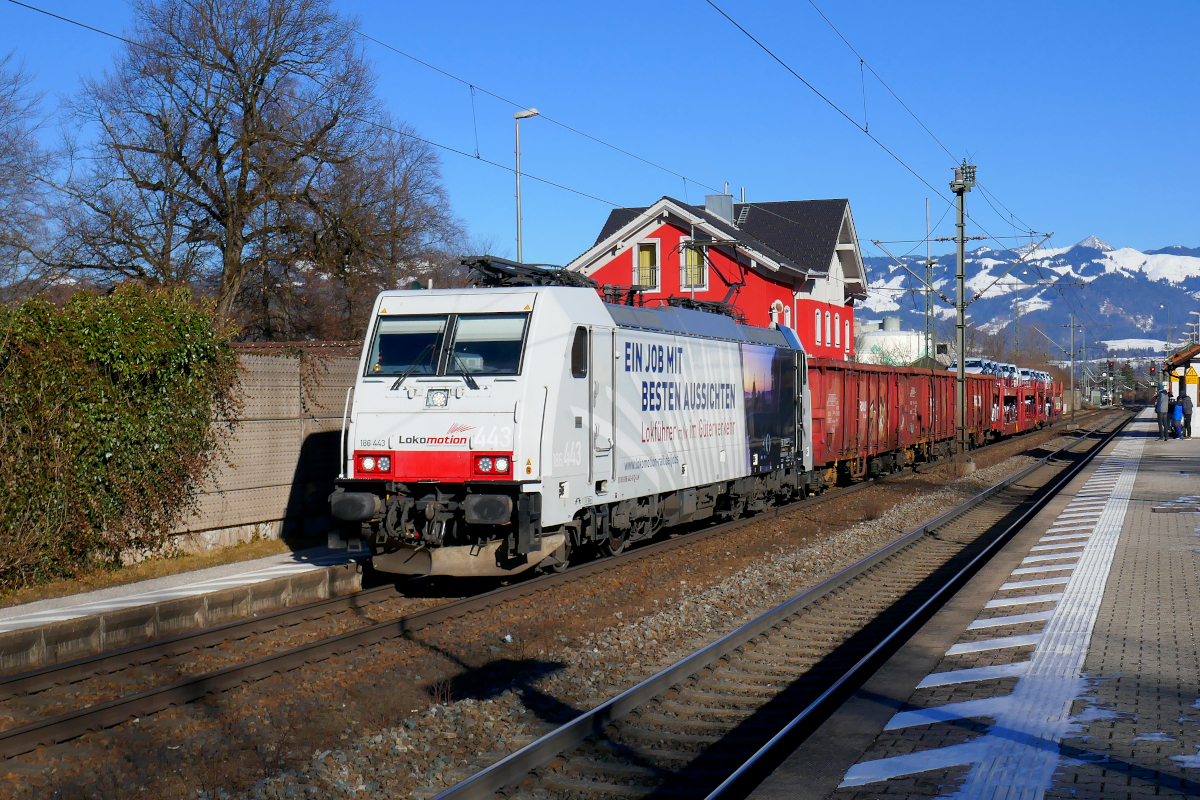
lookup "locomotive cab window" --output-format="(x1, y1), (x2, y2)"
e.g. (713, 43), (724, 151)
(366, 315), (447, 375)
(448, 313), (529, 375)
(570, 327), (588, 378)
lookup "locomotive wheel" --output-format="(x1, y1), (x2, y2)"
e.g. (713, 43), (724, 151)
(544, 540), (571, 574)
(600, 528), (628, 557)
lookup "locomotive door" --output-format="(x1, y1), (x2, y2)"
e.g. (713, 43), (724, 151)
(590, 326), (614, 486)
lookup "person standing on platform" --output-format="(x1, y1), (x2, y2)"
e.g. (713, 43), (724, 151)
(1182, 392), (1194, 439)
(1156, 383), (1172, 440)
(1174, 396), (1185, 439)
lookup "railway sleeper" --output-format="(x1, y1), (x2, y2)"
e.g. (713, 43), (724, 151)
(612, 725), (747, 749)
(555, 759), (733, 790)
(657, 701), (755, 722)
(693, 672), (793, 694)
(539, 773), (650, 798)
(632, 712), (740, 734)
(721, 657), (818, 678)
(702, 668), (800, 689)
(583, 739), (711, 768)
(556, 757), (667, 783)
(672, 690), (771, 711)
(733, 648), (822, 669)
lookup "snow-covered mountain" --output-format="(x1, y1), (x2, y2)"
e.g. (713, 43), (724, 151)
(862, 236), (1200, 354)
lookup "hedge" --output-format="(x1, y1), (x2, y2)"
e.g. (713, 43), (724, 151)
(0, 286), (241, 591)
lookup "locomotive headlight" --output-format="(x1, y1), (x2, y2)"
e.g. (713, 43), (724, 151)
(377, 456), (391, 472)
(426, 389), (449, 407)
(493, 456), (510, 473)
(361, 456), (376, 472)
(476, 457), (493, 473)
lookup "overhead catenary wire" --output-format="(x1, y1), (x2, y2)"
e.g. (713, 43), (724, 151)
(805, 0), (956, 162)
(5, 0), (622, 209)
(337, 12), (909, 252)
(16, 0), (1056, 297)
(704, 0), (956, 209)
(799, 0), (1046, 253)
(333, 20), (725, 196)
(346, 0), (1046, 274)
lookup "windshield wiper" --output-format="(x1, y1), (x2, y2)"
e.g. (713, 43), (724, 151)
(452, 352), (479, 390)
(390, 343), (435, 391)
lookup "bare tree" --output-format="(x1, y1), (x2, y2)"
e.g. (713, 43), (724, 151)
(61, 0), (382, 316)
(0, 52), (53, 298)
(231, 120), (462, 340)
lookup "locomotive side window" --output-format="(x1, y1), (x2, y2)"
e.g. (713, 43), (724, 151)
(448, 313), (529, 375)
(366, 315), (447, 376)
(570, 327), (588, 378)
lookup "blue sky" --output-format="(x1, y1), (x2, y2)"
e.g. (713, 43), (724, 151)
(3, 0), (1197, 266)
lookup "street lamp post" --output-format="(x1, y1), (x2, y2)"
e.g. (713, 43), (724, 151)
(514, 108), (540, 263)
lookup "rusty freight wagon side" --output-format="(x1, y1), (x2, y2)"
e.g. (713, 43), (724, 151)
(994, 378), (1064, 435)
(807, 359), (993, 480)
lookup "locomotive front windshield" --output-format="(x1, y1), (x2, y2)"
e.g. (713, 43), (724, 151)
(365, 312), (530, 377)
(367, 316), (448, 375)
(449, 314), (528, 374)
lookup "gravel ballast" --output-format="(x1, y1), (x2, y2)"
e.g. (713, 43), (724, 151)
(229, 446), (1061, 800)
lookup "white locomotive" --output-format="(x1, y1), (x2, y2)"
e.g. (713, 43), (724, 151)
(330, 258), (812, 577)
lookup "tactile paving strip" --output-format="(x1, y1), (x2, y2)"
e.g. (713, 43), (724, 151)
(835, 409), (1149, 798)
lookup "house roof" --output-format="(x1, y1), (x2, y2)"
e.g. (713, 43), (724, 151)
(592, 197), (851, 277)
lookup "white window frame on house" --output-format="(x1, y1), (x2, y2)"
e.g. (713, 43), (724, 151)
(679, 239), (709, 292)
(814, 309), (822, 346)
(844, 319), (851, 353)
(834, 313), (841, 347)
(825, 310), (832, 347)
(633, 240), (661, 293)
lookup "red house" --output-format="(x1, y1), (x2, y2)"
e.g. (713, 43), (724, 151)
(566, 195), (868, 359)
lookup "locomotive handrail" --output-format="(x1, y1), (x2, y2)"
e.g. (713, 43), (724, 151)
(339, 385), (353, 480)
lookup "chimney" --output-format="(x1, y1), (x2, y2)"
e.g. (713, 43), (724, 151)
(705, 194), (734, 225)
(882, 316), (901, 331)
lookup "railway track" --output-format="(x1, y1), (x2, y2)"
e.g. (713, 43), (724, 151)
(429, 410), (1133, 800)
(0, 413), (1109, 761)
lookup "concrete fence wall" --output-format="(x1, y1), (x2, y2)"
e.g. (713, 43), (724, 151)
(173, 347), (360, 550)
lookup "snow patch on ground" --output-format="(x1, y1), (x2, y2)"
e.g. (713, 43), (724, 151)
(1103, 338), (1167, 351)
(1171, 747), (1200, 768)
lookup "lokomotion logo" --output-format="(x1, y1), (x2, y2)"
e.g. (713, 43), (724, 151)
(396, 423), (475, 446)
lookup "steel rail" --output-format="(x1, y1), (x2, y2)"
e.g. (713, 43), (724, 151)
(428, 411), (1131, 800)
(0, 462), (883, 704)
(0, 414), (1103, 758)
(702, 411), (1134, 800)
(0, 582), (401, 700)
(0, 471), (920, 758)
(1, 413), (1078, 699)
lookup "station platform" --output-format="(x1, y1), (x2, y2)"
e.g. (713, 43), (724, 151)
(0, 545), (364, 673)
(752, 408), (1200, 799)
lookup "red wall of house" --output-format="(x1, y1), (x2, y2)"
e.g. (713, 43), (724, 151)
(585, 221), (854, 358)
